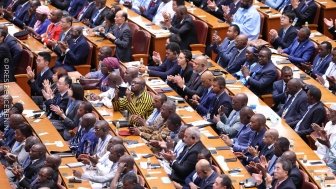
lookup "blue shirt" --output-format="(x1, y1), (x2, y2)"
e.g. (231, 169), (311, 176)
(232, 124), (253, 152)
(265, 0), (284, 9)
(77, 127), (98, 156)
(232, 6), (260, 40)
(35, 19), (51, 35)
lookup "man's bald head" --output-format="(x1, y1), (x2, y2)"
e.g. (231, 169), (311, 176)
(232, 93), (248, 111)
(45, 154), (62, 169)
(268, 128), (279, 140)
(201, 71), (214, 88)
(81, 113), (96, 129)
(125, 67), (139, 83)
(108, 72), (122, 87)
(235, 34), (248, 49)
(286, 78), (303, 95)
(9, 114), (26, 128)
(281, 150), (297, 165)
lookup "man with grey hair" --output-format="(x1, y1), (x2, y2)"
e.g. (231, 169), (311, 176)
(168, 127), (205, 184)
(183, 159), (218, 188)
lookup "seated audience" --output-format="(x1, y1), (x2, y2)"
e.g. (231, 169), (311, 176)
(208, 76), (232, 119)
(41, 9), (63, 45)
(269, 12), (297, 49)
(85, 0), (110, 27)
(24, 5), (51, 36)
(139, 42), (180, 80)
(272, 66), (293, 111)
(50, 0), (70, 10)
(279, 27), (315, 66)
(302, 41), (333, 77)
(0, 114), (26, 148)
(74, 113), (98, 156)
(152, 0), (175, 25)
(212, 174), (232, 189)
(68, 0), (86, 17)
(316, 47), (336, 90)
(0, 95), (13, 130)
(324, 18), (336, 39)
(242, 47), (277, 96)
(211, 24), (240, 67)
(281, 151), (303, 188)
(234, 46), (260, 85)
(0, 25), (22, 66)
(113, 77), (154, 119)
(0, 29), (14, 82)
(214, 93), (248, 137)
(110, 155), (136, 188)
(77, 0), (96, 21)
(283, 0), (317, 27)
(277, 78), (308, 127)
(31, 167), (57, 189)
(224, 0), (260, 40)
(224, 35), (248, 74)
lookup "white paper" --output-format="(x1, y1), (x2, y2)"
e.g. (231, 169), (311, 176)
(215, 155), (229, 171)
(161, 177), (172, 183)
(190, 120), (212, 127)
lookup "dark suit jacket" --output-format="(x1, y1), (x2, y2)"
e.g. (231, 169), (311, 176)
(51, 0), (70, 10)
(208, 91), (232, 118)
(0, 43), (14, 82)
(291, 1), (317, 27)
(68, 0), (85, 17)
(272, 80), (287, 109)
(271, 26), (297, 49)
(196, 89), (216, 116)
(183, 171), (218, 189)
(45, 92), (70, 120)
(296, 101), (326, 138)
(112, 23), (132, 62)
(28, 68), (53, 96)
(183, 71), (206, 98)
(11, 1), (30, 27)
(271, 177), (296, 189)
(57, 35), (90, 71)
(78, 1), (96, 21)
(290, 165), (303, 189)
(171, 141), (205, 184)
(203, 0), (232, 19)
(19, 157), (46, 188)
(169, 15), (198, 50)
(283, 38), (315, 65)
(32, 180), (57, 189)
(246, 142), (274, 164)
(169, 63), (193, 96)
(212, 38), (235, 67)
(4, 34), (22, 67)
(226, 47), (247, 74)
(311, 53), (332, 76)
(277, 90), (308, 127)
(148, 59), (180, 80)
(246, 61), (277, 96)
(90, 6), (110, 27)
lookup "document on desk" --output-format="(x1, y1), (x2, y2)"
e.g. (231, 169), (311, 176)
(190, 120), (212, 127)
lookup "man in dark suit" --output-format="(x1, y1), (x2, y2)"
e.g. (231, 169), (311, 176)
(269, 159), (296, 189)
(183, 159), (218, 189)
(54, 26), (90, 71)
(240, 129), (278, 165)
(272, 66), (293, 111)
(293, 85), (326, 140)
(226, 34), (248, 73)
(77, 0), (96, 21)
(190, 71), (215, 117)
(263, 137), (290, 175)
(284, 0), (317, 28)
(17, 143), (47, 188)
(169, 127), (205, 184)
(139, 42), (180, 80)
(277, 78), (308, 127)
(4, 0), (30, 27)
(26, 52), (53, 105)
(68, 0), (85, 17)
(280, 26), (315, 66)
(0, 25), (22, 69)
(281, 151), (303, 189)
(20, 0), (40, 28)
(43, 76), (71, 120)
(269, 11), (297, 49)
(0, 29), (14, 83)
(242, 47), (277, 96)
(211, 24), (240, 67)
(50, 0), (70, 10)
(208, 76), (232, 119)
(301, 41), (333, 77)
(86, 0), (110, 27)
(163, 5), (197, 50)
(106, 10), (132, 62)
(30, 167), (57, 189)
(203, 0), (231, 19)
(175, 55), (208, 98)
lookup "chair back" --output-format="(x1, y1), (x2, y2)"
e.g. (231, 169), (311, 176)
(15, 48), (33, 75)
(313, 3), (321, 25)
(301, 181), (318, 189)
(127, 21), (140, 39)
(193, 19), (208, 45)
(132, 30), (151, 54)
(259, 12), (265, 38)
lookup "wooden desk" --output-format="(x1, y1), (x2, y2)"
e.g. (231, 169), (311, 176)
(315, 0), (336, 39)
(0, 166), (12, 189)
(59, 157), (92, 188)
(310, 30), (336, 47)
(254, 2), (282, 41)
(7, 82), (92, 189)
(0, 19), (57, 68)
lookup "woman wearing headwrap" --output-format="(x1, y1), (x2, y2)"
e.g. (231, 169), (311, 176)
(234, 46), (261, 85)
(24, 5), (51, 37)
(85, 57), (121, 91)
